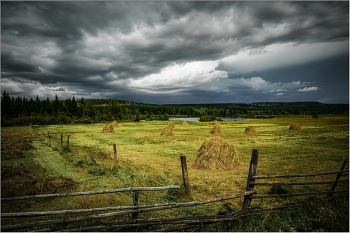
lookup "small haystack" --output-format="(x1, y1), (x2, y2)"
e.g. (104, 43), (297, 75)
(182, 121), (189, 126)
(289, 124), (302, 130)
(111, 122), (119, 127)
(210, 121), (223, 134)
(195, 136), (239, 170)
(244, 125), (258, 135)
(160, 122), (175, 136)
(101, 124), (114, 133)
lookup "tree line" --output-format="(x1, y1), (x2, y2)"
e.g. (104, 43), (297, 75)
(1, 91), (348, 127)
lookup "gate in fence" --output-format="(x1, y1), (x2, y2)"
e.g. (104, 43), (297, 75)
(1, 149), (348, 232)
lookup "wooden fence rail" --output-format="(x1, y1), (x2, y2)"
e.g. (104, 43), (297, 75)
(1, 191), (256, 231)
(1, 185), (180, 202)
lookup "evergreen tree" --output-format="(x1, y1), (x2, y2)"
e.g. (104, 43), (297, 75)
(1, 91), (12, 117)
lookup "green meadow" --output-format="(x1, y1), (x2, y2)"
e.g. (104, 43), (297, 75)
(1, 115), (349, 231)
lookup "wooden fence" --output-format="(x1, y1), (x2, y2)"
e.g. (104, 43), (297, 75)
(242, 149), (349, 210)
(2, 149), (349, 232)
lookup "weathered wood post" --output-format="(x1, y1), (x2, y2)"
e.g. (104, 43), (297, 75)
(67, 135), (70, 149)
(330, 159), (347, 196)
(61, 134), (63, 147)
(180, 155), (190, 194)
(242, 149), (259, 209)
(132, 191), (139, 219)
(113, 144), (117, 164)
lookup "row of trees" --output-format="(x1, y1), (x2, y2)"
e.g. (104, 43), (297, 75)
(1, 91), (348, 127)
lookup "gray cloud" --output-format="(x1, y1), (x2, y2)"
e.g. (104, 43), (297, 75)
(1, 1), (348, 104)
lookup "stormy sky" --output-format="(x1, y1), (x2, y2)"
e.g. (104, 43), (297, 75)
(1, 1), (349, 104)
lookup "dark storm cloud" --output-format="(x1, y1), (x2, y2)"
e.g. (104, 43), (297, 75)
(1, 1), (348, 103)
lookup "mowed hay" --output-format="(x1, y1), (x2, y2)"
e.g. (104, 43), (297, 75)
(195, 136), (239, 171)
(160, 122), (175, 136)
(244, 125), (258, 135)
(182, 121), (189, 126)
(101, 124), (114, 133)
(111, 121), (119, 127)
(1, 163), (76, 198)
(210, 121), (223, 134)
(289, 124), (302, 130)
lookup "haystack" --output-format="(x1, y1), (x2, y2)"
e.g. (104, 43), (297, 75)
(195, 136), (239, 170)
(111, 122), (118, 127)
(210, 121), (223, 134)
(101, 124), (114, 133)
(289, 124), (302, 130)
(244, 126), (258, 135)
(160, 122), (175, 136)
(182, 121), (189, 126)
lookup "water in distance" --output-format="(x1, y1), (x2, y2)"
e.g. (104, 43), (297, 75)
(170, 117), (259, 122)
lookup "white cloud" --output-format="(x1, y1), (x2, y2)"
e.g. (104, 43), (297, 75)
(228, 77), (305, 93)
(129, 61), (228, 90)
(276, 93), (284, 96)
(220, 40), (349, 74)
(297, 87), (319, 92)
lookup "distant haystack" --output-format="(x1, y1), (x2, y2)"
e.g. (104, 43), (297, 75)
(289, 124), (302, 131)
(101, 124), (114, 133)
(210, 121), (223, 134)
(182, 121), (189, 126)
(195, 136), (239, 171)
(160, 122), (175, 136)
(244, 126), (258, 135)
(111, 122), (118, 127)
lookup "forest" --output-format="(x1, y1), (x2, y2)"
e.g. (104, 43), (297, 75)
(1, 91), (348, 127)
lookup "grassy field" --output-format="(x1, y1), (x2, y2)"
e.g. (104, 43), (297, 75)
(1, 115), (349, 231)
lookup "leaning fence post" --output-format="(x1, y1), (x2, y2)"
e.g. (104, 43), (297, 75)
(180, 155), (190, 194)
(67, 135), (70, 149)
(61, 134), (63, 147)
(242, 149), (259, 209)
(113, 144), (117, 164)
(330, 159), (347, 196)
(132, 191), (139, 219)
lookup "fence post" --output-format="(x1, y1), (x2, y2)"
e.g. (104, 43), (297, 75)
(67, 135), (70, 149)
(242, 149), (259, 209)
(61, 134), (63, 147)
(113, 144), (117, 164)
(180, 155), (190, 194)
(132, 191), (139, 219)
(330, 159), (347, 196)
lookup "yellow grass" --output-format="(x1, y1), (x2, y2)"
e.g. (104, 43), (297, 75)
(1, 115), (349, 230)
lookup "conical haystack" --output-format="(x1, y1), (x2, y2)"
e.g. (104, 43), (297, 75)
(289, 124), (302, 130)
(244, 126), (258, 135)
(101, 124), (114, 133)
(160, 122), (175, 136)
(195, 136), (239, 170)
(210, 121), (223, 134)
(182, 121), (189, 126)
(111, 122), (118, 127)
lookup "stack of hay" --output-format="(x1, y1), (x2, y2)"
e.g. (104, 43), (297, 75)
(182, 121), (189, 126)
(195, 136), (239, 170)
(111, 122), (118, 127)
(101, 124), (115, 133)
(244, 125), (258, 135)
(210, 121), (223, 134)
(160, 122), (175, 136)
(289, 124), (302, 130)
